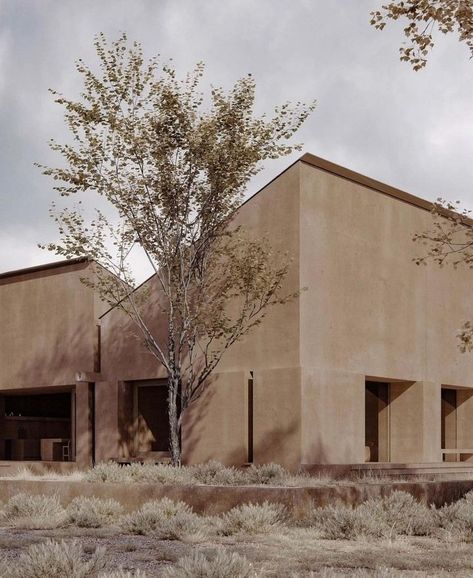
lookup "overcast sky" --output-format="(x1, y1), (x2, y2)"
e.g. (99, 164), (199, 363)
(0, 0), (472, 274)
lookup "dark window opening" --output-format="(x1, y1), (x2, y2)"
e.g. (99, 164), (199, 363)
(248, 372), (254, 463)
(5, 393), (70, 418)
(1, 392), (72, 461)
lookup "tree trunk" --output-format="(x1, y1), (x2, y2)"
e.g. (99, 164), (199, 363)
(168, 374), (182, 467)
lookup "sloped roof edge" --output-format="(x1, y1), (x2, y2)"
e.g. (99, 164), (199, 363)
(0, 256), (90, 282)
(300, 153), (434, 212)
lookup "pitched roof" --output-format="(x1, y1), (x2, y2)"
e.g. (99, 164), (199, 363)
(0, 256), (90, 283)
(300, 153), (433, 212)
(0, 153), (461, 289)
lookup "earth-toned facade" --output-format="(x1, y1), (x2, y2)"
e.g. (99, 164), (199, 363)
(1, 154), (472, 470)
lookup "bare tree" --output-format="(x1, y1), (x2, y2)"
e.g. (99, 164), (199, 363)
(371, 0), (473, 70)
(38, 33), (315, 466)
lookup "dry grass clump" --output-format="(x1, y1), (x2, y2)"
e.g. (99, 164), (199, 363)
(66, 496), (124, 528)
(162, 549), (256, 578)
(190, 460), (247, 485)
(84, 461), (302, 487)
(303, 569), (428, 577)
(98, 569), (148, 578)
(126, 463), (192, 485)
(436, 489), (473, 537)
(84, 462), (130, 484)
(11, 459), (339, 488)
(156, 511), (208, 541)
(11, 465), (85, 482)
(120, 497), (206, 540)
(1, 493), (67, 529)
(0, 539), (106, 578)
(306, 502), (359, 539)
(356, 491), (436, 537)
(306, 491), (436, 539)
(245, 463), (288, 485)
(220, 501), (286, 535)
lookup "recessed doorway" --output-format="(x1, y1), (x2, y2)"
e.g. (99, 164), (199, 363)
(133, 380), (169, 457)
(441, 388), (457, 462)
(365, 381), (390, 462)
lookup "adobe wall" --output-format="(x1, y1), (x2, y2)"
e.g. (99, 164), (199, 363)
(0, 261), (98, 389)
(99, 164), (304, 467)
(299, 161), (473, 385)
(97, 157), (473, 468)
(298, 161), (473, 464)
(0, 478), (471, 513)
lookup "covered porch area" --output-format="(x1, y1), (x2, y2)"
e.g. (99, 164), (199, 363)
(364, 378), (441, 463)
(0, 387), (75, 464)
(441, 386), (473, 462)
(365, 378), (473, 464)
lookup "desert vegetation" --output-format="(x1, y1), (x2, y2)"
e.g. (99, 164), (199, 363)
(7, 460), (444, 487)
(0, 490), (471, 575)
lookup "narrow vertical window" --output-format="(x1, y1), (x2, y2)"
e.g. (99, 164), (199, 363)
(94, 325), (101, 373)
(248, 371), (254, 463)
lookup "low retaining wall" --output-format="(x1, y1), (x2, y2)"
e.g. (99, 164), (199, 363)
(1, 479), (473, 516)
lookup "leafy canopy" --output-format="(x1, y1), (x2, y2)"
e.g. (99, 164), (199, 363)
(38, 34), (315, 449)
(371, 1), (473, 69)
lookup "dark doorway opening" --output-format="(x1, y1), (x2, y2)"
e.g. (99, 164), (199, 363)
(136, 383), (169, 453)
(441, 388), (457, 462)
(365, 381), (390, 462)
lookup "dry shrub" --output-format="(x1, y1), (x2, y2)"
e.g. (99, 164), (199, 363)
(67, 496), (124, 528)
(191, 461), (247, 486)
(85, 462), (194, 485)
(307, 503), (359, 539)
(245, 463), (288, 485)
(10, 461), (341, 488)
(307, 491), (435, 539)
(1, 493), (66, 529)
(140, 497), (192, 518)
(155, 511), (208, 541)
(300, 569), (417, 577)
(84, 462), (129, 483)
(82, 460), (338, 488)
(220, 501), (286, 535)
(126, 463), (192, 485)
(98, 569), (148, 578)
(121, 497), (206, 540)
(0, 539), (106, 578)
(121, 509), (156, 535)
(85, 461), (296, 487)
(10, 466), (85, 483)
(437, 489), (473, 536)
(162, 549), (256, 578)
(356, 491), (435, 537)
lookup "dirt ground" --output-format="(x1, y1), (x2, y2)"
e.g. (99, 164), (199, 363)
(0, 526), (472, 577)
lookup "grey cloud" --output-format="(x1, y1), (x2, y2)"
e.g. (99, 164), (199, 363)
(0, 0), (472, 272)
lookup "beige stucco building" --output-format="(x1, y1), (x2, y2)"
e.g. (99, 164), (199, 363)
(1, 153), (472, 471)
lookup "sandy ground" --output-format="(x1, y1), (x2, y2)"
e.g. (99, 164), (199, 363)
(0, 527), (472, 577)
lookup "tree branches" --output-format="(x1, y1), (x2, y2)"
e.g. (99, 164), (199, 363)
(38, 33), (315, 464)
(371, 1), (473, 69)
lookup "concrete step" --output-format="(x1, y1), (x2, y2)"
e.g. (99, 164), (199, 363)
(350, 462), (473, 470)
(302, 462), (473, 480)
(354, 469), (473, 478)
